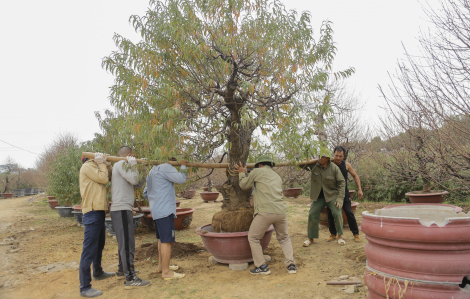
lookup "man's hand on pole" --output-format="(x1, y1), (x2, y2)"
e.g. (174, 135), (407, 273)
(335, 201), (343, 209)
(94, 153), (106, 164)
(233, 162), (247, 174)
(127, 156), (137, 166)
(179, 159), (187, 167)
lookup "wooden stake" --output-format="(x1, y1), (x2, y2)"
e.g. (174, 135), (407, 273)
(81, 152), (318, 169)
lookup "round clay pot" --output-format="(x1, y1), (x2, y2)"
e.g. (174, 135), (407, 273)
(56, 206), (74, 217)
(181, 190), (196, 199)
(147, 208), (195, 230)
(203, 187), (210, 191)
(133, 207), (153, 229)
(47, 199), (58, 210)
(282, 188), (303, 198)
(382, 203), (462, 213)
(105, 213), (143, 236)
(72, 205), (82, 211)
(46, 196), (56, 200)
(195, 224), (274, 264)
(72, 210), (83, 226)
(405, 190), (449, 204)
(361, 204), (470, 298)
(176, 200), (181, 208)
(307, 201), (360, 227)
(348, 190), (355, 199)
(2, 193), (14, 199)
(200, 192), (219, 202)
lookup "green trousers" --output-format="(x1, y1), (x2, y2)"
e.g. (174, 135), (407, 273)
(308, 198), (343, 239)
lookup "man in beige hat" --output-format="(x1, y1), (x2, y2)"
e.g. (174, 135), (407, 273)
(234, 155), (297, 275)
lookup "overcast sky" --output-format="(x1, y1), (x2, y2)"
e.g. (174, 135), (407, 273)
(0, 0), (438, 168)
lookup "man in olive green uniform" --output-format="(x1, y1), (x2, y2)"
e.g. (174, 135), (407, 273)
(234, 155), (297, 275)
(302, 151), (346, 246)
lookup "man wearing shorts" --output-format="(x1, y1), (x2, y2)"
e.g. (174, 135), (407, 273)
(144, 158), (187, 280)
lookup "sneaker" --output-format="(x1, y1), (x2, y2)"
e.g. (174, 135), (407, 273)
(287, 263), (297, 274)
(117, 270), (139, 280)
(93, 271), (115, 280)
(354, 234), (361, 242)
(80, 288), (103, 297)
(124, 277), (151, 289)
(250, 264), (271, 275)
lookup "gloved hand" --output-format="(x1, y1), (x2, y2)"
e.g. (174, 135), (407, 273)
(335, 201), (343, 209)
(94, 153), (106, 164)
(127, 156), (137, 166)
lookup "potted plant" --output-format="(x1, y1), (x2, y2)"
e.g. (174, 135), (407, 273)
(46, 196), (59, 209)
(279, 166), (310, 198)
(47, 145), (85, 217)
(1, 158), (17, 199)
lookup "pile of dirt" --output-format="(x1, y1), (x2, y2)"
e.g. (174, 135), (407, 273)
(343, 246), (367, 262)
(135, 242), (205, 261)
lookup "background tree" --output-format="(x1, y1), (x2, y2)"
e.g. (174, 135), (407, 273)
(1, 157), (18, 194)
(103, 0), (353, 232)
(379, 0), (470, 199)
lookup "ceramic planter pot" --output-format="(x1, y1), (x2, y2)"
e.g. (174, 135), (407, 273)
(72, 205), (82, 211)
(361, 204), (470, 298)
(46, 200), (58, 210)
(200, 192), (219, 202)
(349, 190), (355, 199)
(405, 190), (449, 204)
(195, 224), (274, 264)
(181, 190), (196, 199)
(105, 213), (143, 236)
(307, 201), (360, 227)
(46, 196), (56, 200)
(203, 187), (211, 191)
(282, 188), (302, 198)
(176, 200), (181, 208)
(56, 206), (74, 217)
(2, 193), (14, 199)
(133, 207), (153, 229)
(146, 208), (196, 230)
(72, 210), (83, 226)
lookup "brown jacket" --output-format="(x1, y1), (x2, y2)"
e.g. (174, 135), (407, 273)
(79, 160), (109, 214)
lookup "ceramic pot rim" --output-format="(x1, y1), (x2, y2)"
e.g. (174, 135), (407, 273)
(405, 191), (449, 197)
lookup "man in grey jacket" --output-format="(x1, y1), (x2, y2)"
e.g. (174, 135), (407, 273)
(110, 146), (150, 289)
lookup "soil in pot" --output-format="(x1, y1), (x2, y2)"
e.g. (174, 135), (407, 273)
(2, 193), (14, 199)
(56, 206), (74, 218)
(200, 191), (220, 202)
(211, 208), (254, 233)
(405, 190), (449, 204)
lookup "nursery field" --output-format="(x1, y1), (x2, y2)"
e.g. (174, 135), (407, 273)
(0, 193), (391, 299)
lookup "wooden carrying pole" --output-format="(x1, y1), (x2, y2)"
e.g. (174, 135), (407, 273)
(81, 152), (318, 169)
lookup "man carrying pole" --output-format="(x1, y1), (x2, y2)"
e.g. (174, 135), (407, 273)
(143, 158), (187, 280)
(326, 146), (363, 242)
(302, 150), (346, 246)
(78, 153), (115, 298)
(111, 146), (150, 288)
(234, 155), (297, 275)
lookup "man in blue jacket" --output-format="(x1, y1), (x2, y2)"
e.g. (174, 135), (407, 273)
(144, 158), (187, 280)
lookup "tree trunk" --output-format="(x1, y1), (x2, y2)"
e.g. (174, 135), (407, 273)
(212, 91), (255, 232)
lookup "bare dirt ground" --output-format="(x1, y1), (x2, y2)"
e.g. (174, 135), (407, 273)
(0, 193), (392, 299)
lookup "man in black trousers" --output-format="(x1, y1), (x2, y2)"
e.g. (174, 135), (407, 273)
(326, 146), (363, 242)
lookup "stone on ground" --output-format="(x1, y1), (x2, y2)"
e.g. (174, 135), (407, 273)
(229, 263), (248, 271)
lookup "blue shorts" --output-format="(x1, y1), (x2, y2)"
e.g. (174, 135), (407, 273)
(154, 214), (175, 243)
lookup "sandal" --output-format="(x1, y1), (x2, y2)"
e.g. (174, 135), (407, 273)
(163, 272), (185, 280)
(337, 238), (346, 246)
(303, 239), (313, 247)
(157, 265), (179, 273)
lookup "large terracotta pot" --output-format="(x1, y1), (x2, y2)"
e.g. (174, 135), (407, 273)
(405, 190), (449, 203)
(200, 192), (219, 202)
(2, 193), (14, 199)
(348, 190), (355, 199)
(176, 200), (181, 208)
(361, 204), (470, 298)
(203, 187), (210, 191)
(147, 208), (195, 230)
(46, 199), (59, 210)
(56, 206), (74, 217)
(308, 201), (360, 227)
(181, 190), (196, 199)
(195, 224), (274, 264)
(282, 188), (302, 198)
